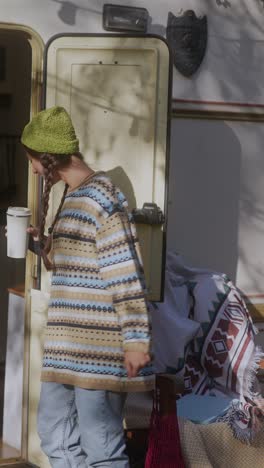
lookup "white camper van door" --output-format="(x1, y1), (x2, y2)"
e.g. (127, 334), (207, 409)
(44, 35), (171, 301)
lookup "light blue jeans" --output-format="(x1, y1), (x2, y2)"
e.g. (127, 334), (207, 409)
(37, 382), (129, 468)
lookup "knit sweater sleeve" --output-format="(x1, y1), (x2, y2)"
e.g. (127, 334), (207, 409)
(96, 207), (151, 353)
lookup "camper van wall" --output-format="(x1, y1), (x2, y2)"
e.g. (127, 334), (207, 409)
(1, 3), (264, 466)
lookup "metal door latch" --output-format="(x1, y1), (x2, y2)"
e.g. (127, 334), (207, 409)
(132, 203), (165, 225)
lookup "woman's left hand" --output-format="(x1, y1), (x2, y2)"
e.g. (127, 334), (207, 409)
(124, 351), (151, 378)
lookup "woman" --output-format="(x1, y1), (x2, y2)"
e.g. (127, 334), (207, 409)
(22, 106), (154, 467)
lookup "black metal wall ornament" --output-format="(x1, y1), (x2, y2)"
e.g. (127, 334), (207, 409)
(166, 10), (207, 77)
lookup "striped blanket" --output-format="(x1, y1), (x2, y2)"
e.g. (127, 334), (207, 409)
(151, 252), (264, 443)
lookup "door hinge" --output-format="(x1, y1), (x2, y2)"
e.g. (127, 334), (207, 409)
(31, 262), (38, 279)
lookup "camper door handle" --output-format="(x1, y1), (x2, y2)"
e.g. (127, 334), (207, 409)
(132, 203), (165, 225)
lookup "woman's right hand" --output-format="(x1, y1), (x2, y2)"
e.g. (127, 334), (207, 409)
(27, 225), (39, 241)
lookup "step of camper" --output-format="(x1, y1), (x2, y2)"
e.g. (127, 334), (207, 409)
(0, 462), (31, 468)
(0, 464), (31, 467)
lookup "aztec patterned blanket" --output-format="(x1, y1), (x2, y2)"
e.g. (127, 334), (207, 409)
(151, 252), (264, 443)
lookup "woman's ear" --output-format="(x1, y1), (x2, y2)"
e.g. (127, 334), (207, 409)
(70, 154), (80, 166)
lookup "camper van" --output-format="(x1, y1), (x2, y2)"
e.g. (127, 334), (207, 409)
(0, 1), (264, 466)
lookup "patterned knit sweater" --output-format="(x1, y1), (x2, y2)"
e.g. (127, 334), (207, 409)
(41, 172), (154, 392)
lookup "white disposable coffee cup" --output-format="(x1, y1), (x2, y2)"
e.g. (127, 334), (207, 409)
(6, 207), (32, 258)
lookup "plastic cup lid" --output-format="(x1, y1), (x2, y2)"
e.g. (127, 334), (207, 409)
(7, 206), (32, 217)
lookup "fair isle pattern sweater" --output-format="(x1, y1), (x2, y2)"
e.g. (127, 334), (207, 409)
(41, 173), (154, 392)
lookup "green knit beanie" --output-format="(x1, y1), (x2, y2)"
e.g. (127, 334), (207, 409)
(21, 106), (79, 154)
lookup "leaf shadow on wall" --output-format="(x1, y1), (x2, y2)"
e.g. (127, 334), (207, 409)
(52, 0), (102, 25)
